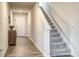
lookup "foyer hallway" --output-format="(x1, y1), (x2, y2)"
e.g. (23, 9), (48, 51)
(4, 37), (43, 57)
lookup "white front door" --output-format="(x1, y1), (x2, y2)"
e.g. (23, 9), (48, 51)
(13, 13), (28, 37)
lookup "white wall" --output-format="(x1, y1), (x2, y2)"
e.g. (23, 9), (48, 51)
(48, 2), (79, 26)
(0, 2), (9, 56)
(28, 3), (51, 56)
(0, 3), (2, 49)
(49, 2), (79, 56)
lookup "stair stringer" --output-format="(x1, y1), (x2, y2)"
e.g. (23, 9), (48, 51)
(40, 6), (75, 56)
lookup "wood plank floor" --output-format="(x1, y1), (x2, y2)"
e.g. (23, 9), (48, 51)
(4, 37), (43, 57)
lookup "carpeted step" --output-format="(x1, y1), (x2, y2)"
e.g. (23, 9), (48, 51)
(50, 37), (63, 42)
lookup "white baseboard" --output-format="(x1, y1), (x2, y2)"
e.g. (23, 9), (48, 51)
(72, 48), (79, 57)
(1, 46), (8, 57)
(29, 37), (49, 57)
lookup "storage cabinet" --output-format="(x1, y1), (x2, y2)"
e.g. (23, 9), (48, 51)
(8, 30), (16, 45)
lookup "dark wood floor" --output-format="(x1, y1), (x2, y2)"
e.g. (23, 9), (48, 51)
(5, 37), (43, 57)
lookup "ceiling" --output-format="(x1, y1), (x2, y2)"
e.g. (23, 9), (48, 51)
(9, 2), (36, 9)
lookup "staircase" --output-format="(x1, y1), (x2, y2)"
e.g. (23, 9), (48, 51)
(40, 7), (73, 57)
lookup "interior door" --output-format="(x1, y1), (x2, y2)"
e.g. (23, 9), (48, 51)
(14, 13), (28, 37)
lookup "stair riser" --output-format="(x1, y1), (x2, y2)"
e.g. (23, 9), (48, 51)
(47, 20), (51, 22)
(50, 30), (57, 32)
(51, 26), (55, 28)
(50, 37), (63, 41)
(50, 50), (71, 55)
(50, 35), (60, 37)
(50, 43), (67, 48)
(49, 23), (53, 25)
(50, 48), (71, 53)
(45, 16), (49, 20)
(50, 39), (63, 42)
(50, 53), (71, 57)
